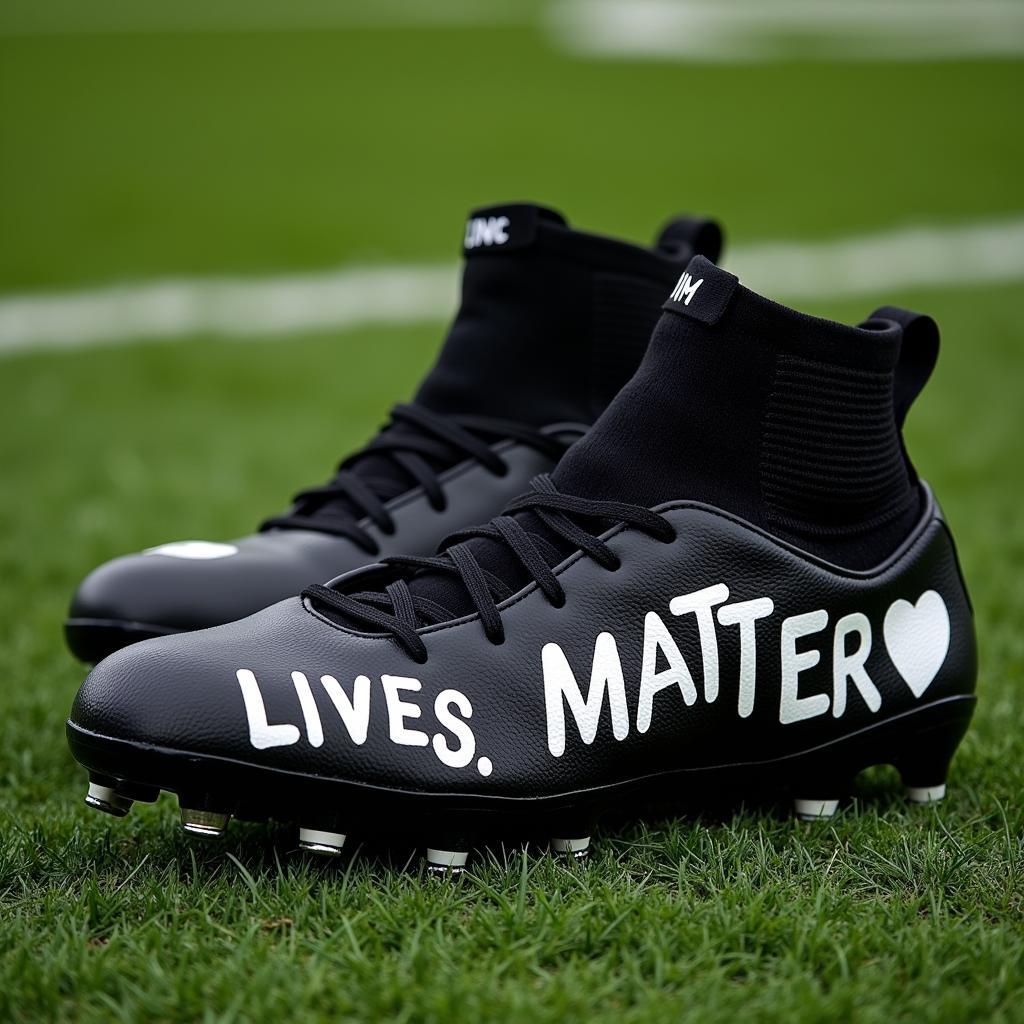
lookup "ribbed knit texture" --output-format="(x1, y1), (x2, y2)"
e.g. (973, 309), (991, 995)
(761, 354), (916, 537)
(555, 256), (923, 568)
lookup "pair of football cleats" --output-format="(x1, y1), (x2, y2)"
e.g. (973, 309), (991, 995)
(67, 204), (976, 873)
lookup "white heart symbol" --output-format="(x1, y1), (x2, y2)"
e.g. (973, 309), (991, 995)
(883, 590), (950, 698)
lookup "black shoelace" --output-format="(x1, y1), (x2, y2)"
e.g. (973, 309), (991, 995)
(303, 476), (676, 662)
(261, 403), (568, 554)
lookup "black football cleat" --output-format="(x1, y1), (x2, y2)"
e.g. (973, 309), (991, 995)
(65, 204), (723, 663)
(67, 257), (976, 870)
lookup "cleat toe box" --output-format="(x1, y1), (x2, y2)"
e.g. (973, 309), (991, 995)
(66, 531), (347, 662)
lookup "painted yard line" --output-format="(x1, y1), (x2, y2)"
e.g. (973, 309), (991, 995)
(0, 264), (459, 353)
(547, 0), (1024, 62)
(7, 0), (1024, 60)
(1, 217), (1022, 355)
(727, 218), (1024, 299)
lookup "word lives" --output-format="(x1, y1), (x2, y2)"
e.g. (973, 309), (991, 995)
(235, 670), (493, 776)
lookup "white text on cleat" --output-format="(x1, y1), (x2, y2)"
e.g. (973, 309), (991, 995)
(425, 848), (468, 875)
(905, 783), (946, 804)
(85, 782), (133, 817)
(179, 808), (229, 837)
(794, 798), (839, 821)
(550, 836), (591, 859)
(299, 827), (347, 855)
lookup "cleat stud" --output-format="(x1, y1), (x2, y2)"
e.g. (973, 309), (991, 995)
(794, 798), (839, 821)
(905, 783), (946, 805)
(299, 827), (347, 856)
(425, 848), (468, 876)
(85, 781), (133, 817)
(179, 807), (229, 838)
(550, 836), (591, 859)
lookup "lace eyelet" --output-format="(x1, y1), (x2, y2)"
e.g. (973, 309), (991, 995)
(604, 556), (622, 572)
(549, 591), (567, 609)
(490, 460), (510, 478)
(432, 500), (448, 514)
(658, 527), (677, 544)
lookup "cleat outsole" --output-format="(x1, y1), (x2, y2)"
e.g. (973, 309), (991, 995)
(66, 696), (975, 855)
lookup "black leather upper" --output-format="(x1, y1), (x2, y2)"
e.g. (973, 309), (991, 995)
(71, 487), (976, 799)
(68, 428), (580, 633)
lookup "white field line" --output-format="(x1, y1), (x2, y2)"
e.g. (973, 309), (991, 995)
(547, 0), (1024, 62)
(727, 218), (1024, 299)
(0, 264), (459, 354)
(1, 218), (1022, 355)
(7, 0), (1024, 60)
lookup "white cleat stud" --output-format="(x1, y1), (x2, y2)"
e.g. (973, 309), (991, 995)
(905, 783), (946, 805)
(179, 808), (229, 837)
(794, 798), (839, 821)
(425, 848), (469, 875)
(550, 836), (591, 859)
(299, 827), (347, 856)
(85, 782), (133, 817)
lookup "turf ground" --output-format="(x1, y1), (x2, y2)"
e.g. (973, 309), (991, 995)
(1, 4), (1023, 1021)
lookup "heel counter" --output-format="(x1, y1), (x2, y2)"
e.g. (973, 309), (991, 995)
(933, 503), (978, 700)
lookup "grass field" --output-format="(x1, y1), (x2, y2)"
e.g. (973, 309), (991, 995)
(1, 4), (1023, 1021)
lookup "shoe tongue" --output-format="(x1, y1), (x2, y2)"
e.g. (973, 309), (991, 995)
(412, 202), (600, 427)
(551, 254), (743, 506)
